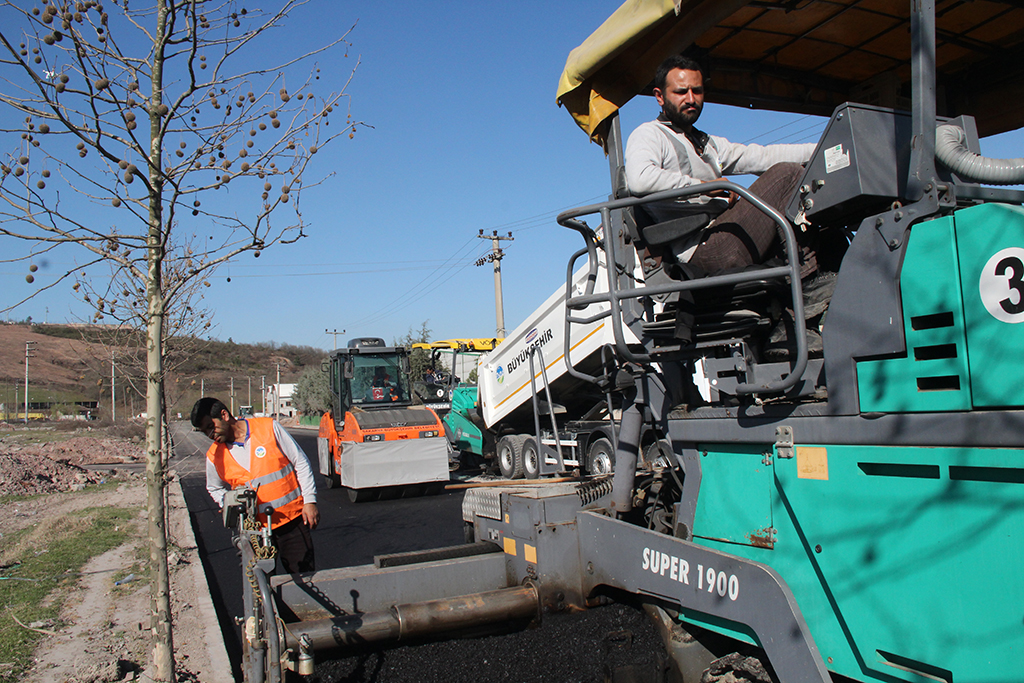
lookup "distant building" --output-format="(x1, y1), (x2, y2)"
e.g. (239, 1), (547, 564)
(264, 383), (296, 418)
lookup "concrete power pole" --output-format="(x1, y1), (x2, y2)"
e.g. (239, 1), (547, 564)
(111, 352), (116, 422)
(24, 341), (35, 423)
(475, 230), (514, 337)
(325, 328), (346, 350)
(230, 377), (235, 414)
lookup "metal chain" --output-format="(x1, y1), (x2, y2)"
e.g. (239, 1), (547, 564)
(243, 516), (276, 604)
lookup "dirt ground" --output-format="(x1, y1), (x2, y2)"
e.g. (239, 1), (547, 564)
(0, 426), (225, 683)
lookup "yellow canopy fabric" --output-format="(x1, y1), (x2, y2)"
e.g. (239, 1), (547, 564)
(557, 0), (1024, 144)
(556, 0), (747, 146)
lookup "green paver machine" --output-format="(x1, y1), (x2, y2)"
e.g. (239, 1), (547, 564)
(237, 2), (1024, 680)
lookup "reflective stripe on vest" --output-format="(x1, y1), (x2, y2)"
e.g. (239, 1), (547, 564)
(206, 417), (305, 529)
(248, 462), (296, 489)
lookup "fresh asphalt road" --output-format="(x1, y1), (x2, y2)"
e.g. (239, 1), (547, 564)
(171, 423), (666, 683)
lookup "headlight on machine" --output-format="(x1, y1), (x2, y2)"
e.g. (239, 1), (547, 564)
(419, 430), (439, 438)
(363, 434), (384, 442)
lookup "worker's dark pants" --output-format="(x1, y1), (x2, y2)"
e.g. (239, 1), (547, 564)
(673, 162), (812, 342)
(273, 516), (315, 574)
(688, 162), (815, 277)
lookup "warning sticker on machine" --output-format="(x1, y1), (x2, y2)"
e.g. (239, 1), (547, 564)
(824, 143), (851, 173)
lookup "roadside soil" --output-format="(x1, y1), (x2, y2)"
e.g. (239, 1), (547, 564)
(0, 425), (219, 683)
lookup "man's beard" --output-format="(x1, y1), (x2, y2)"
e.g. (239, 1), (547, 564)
(663, 101), (701, 129)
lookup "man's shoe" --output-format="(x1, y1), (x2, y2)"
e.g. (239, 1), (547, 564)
(802, 271), (837, 319)
(763, 322), (823, 361)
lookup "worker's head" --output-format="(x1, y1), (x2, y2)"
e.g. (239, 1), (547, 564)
(190, 397), (234, 444)
(654, 55), (705, 131)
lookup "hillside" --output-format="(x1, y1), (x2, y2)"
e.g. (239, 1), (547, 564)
(0, 323), (328, 420)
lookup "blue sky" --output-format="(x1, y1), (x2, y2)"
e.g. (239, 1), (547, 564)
(3, 1), (1024, 352)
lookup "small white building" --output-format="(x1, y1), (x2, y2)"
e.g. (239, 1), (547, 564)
(264, 383), (297, 418)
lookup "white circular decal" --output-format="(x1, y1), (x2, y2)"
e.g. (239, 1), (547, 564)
(254, 446), (267, 459)
(980, 247), (1024, 324)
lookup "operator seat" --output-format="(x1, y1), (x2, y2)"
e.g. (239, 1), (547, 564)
(623, 198), (783, 350)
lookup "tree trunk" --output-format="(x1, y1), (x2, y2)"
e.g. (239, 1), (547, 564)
(146, 2), (175, 679)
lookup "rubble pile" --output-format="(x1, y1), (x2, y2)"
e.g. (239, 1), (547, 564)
(0, 436), (141, 496)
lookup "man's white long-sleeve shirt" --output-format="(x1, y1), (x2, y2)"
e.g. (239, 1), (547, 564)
(206, 419), (318, 508)
(625, 119), (815, 201)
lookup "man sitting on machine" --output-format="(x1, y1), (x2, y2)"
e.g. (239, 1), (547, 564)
(625, 54), (834, 354)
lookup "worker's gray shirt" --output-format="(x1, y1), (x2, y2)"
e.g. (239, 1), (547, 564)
(206, 419), (318, 508)
(625, 119), (815, 216)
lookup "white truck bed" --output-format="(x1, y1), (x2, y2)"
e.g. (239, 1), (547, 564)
(477, 250), (640, 429)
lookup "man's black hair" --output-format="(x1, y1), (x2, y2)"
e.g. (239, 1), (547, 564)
(190, 397), (229, 428)
(654, 54), (705, 92)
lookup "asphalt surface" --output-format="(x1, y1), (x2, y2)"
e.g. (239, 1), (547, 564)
(171, 423), (668, 683)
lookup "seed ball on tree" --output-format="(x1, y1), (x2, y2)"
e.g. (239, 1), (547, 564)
(42, 170), (50, 178)
(39, 124), (50, 134)
(29, 264), (38, 272)
(26, 274), (35, 283)
(112, 197), (121, 207)
(18, 156), (28, 165)
(95, 78), (109, 90)
(14, 167), (24, 177)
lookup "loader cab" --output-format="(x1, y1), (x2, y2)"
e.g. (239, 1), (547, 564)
(328, 338), (413, 422)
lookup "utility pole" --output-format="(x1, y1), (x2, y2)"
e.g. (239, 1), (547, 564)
(261, 376), (266, 415)
(24, 341), (35, 423)
(230, 377), (235, 413)
(325, 328), (346, 350)
(248, 377), (252, 408)
(111, 352), (116, 422)
(476, 230), (514, 337)
(276, 364), (281, 417)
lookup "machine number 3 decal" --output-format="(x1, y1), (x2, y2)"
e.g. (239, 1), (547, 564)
(980, 247), (1024, 323)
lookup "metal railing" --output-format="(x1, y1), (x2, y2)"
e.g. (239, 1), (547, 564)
(556, 180), (808, 395)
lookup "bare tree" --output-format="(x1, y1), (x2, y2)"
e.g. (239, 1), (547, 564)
(0, 1), (360, 679)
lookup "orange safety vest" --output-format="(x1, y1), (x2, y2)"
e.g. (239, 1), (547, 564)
(206, 417), (305, 529)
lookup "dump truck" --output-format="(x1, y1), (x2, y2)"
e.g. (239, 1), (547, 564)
(316, 337), (452, 502)
(236, 2), (1024, 681)
(438, 254), (664, 479)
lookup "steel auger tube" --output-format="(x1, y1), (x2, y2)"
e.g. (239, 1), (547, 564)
(283, 584), (539, 651)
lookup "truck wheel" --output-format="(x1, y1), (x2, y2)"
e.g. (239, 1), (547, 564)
(587, 437), (615, 475)
(323, 473), (340, 489)
(347, 487), (377, 503)
(642, 439), (674, 469)
(522, 436), (540, 479)
(497, 435), (524, 479)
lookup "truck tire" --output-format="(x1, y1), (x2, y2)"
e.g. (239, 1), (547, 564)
(347, 487), (378, 503)
(642, 439), (674, 469)
(323, 473), (340, 489)
(587, 437), (615, 475)
(522, 436), (540, 479)
(497, 434), (524, 479)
